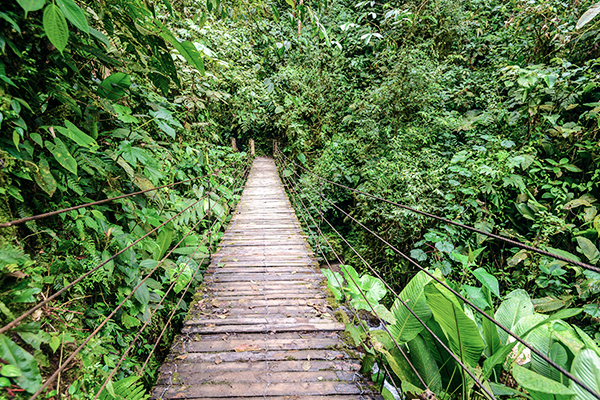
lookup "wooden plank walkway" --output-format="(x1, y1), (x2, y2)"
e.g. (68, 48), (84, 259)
(152, 157), (380, 399)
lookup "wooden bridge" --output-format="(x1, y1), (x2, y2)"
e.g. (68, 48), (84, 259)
(152, 157), (380, 399)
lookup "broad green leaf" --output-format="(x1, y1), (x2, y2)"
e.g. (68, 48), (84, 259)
(464, 285), (490, 309)
(97, 72), (131, 100)
(0, 364), (21, 377)
(379, 347), (424, 392)
(424, 281), (485, 368)
(56, 0), (88, 33)
(570, 349), (600, 400)
(373, 304), (396, 324)
(89, 27), (110, 47)
(43, 4), (68, 53)
(16, 0), (45, 13)
(472, 267), (500, 298)
(157, 23), (205, 75)
(33, 159), (57, 197)
(12, 288), (41, 303)
(388, 271), (432, 344)
(55, 120), (98, 148)
(322, 269), (343, 300)
(162, 0), (174, 16)
(575, 236), (600, 264)
(512, 364), (574, 396)
(48, 138), (77, 174)
(154, 222), (173, 261)
(495, 289), (534, 344)
(0, 335), (42, 393)
(345, 323), (365, 347)
(482, 312), (501, 357)
(173, 265), (193, 294)
(407, 334), (442, 393)
(121, 312), (141, 329)
(134, 282), (150, 306)
(359, 274), (387, 303)
(576, 2), (600, 30)
(572, 325), (600, 358)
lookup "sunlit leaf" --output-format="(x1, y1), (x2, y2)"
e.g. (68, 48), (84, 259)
(43, 4), (68, 53)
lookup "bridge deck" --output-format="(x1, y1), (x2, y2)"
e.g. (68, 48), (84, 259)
(152, 157), (379, 399)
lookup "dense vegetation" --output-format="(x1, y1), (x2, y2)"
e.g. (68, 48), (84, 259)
(1, 0), (600, 398)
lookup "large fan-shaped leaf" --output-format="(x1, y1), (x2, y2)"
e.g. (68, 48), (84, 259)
(424, 282), (485, 368)
(513, 364), (574, 396)
(407, 334), (442, 393)
(359, 274), (387, 303)
(495, 289), (534, 344)
(388, 271), (432, 344)
(570, 349), (600, 400)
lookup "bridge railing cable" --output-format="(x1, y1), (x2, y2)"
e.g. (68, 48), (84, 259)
(277, 150), (600, 274)
(24, 160), (249, 400)
(276, 161), (430, 396)
(93, 162), (250, 399)
(274, 150), (599, 400)
(24, 159), (250, 400)
(278, 161), (496, 399)
(0, 161), (238, 229)
(0, 160), (244, 336)
(275, 153), (496, 399)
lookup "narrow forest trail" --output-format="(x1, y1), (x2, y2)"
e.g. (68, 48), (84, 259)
(151, 157), (381, 399)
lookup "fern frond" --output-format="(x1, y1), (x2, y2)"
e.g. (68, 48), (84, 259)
(98, 376), (149, 400)
(67, 175), (84, 196)
(17, 204), (38, 232)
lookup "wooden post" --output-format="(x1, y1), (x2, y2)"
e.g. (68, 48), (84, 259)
(231, 138), (237, 152)
(250, 139), (255, 156)
(273, 140), (278, 156)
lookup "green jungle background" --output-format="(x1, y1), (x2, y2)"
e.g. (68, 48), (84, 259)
(0, 0), (599, 398)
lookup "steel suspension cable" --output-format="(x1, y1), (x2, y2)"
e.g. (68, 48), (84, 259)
(277, 156), (493, 398)
(277, 149), (600, 274)
(0, 163), (233, 228)
(275, 155), (430, 392)
(282, 162), (498, 400)
(283, 155), (600, 400)
(28, 162), (248, 400)
(93, 174), (240, 399)
(140, 161), (251, 372)
(2, 196), (204, 335)
(0, 161), (243, 335)
(281, 168), (407, 394)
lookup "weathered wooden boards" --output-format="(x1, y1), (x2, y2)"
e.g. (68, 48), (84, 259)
(152, 157), (380, 399)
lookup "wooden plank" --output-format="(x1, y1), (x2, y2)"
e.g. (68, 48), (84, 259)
(156, 370), (355, 385)
(184, 317), (335, 327)
(158, 359), (359, 374)
(165, 349), (350, 364)
(178, 337), (339, 352)
(153, 381), (361, 398)
(151, 157), (376, 399)
(182, 322), (344, 334)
